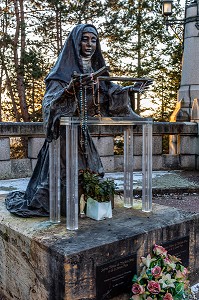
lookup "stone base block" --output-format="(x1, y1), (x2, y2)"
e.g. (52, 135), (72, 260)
(114, 155), (167, 171)
(0, 197), (198, 300)
(197, 155), (199, 170)
(0, 138), (10, 160)
(0, 161), (11, 179)
(11, 158), (33, 178)
(180, 154), (197, 169)
(0, 159), (34, 179)
(163, 154), (180, 169)
(152, 155), (162, 170)
(114, 155), (142, 171)
(31, 158), (38, 171)
(114, 155), (124, 171)
(28, 137), (45, 158)
(180, 136), (198, 155)
(101, 156), (115, 172)
(92, 136), (114, 156)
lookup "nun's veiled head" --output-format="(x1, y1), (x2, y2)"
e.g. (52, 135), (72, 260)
(45, 24), (106, 83)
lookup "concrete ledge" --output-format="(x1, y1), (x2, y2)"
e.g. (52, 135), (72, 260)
(0, 196), (199, 300)
(0, 122), (45, 137)
(0, 122), (197, 137)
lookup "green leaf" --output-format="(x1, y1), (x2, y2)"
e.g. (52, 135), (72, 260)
(175, 282), (184, 295)
(132, 274), (138, 283)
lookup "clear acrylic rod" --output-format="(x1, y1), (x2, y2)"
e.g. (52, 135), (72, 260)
(49, 137), (61, 223)
(123, 127), (134, 208)
(66, 121), (78, 230)
(142, 122), (152, 212)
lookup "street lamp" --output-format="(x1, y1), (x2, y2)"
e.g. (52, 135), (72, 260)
(162, 0), (185, 41)
(162, 0), (173, 16)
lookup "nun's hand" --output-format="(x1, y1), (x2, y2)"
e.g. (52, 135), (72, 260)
(122, 79), (153, 94)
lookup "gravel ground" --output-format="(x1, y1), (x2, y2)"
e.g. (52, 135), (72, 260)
(153, 192), (199, 213)
(151, 171), (199, 213)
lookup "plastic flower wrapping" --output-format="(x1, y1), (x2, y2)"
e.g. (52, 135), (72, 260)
(131, 244), (193, 300)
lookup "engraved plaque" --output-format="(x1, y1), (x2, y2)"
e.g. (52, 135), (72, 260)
(96, 253), (137, 300)
(162, 236), (189, 267)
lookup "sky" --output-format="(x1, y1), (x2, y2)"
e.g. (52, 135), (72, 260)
(181, 0), (185, 7)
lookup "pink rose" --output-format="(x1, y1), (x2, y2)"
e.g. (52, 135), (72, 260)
(147, 280), (161, 294)
(151, 266), (162, 278)
(182, 267), (188, 276)
(153, 244), (167, 257)
(132, 283), (145, 295)
(163, 257), (171, 264)
(163, 292), (174, 300)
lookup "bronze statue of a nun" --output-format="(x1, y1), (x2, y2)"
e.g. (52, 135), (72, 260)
(5, 24), (148, 217)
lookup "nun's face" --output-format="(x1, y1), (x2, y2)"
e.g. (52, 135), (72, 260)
(80, 32), (97, 58)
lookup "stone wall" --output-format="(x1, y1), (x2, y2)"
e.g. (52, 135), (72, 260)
(0, 122), (45, 179)
(0, 121), (198, 179)
(91, 121), (199, 172)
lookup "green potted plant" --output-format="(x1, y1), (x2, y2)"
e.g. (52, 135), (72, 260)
(80, 169), (116, 220)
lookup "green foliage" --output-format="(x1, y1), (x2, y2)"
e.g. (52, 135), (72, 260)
(114, 135), (124, 155)
(10, 137), (28, 159)
(81, 169), (116, 202)
(23, 48), (47, 121)
(102, 0), (183, 118)
(0, 0), (184, 122)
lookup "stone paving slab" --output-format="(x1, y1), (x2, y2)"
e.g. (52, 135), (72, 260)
(0, 170), (198, 196)
(0, 177), (29, 195)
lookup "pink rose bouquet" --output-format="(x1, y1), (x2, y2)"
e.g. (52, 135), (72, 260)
(131, 244), (192, 299)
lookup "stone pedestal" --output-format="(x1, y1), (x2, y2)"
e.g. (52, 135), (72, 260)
(0, 196), (199, 300)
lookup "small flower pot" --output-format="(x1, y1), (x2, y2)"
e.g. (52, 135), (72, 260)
(86, 197), (112, 221)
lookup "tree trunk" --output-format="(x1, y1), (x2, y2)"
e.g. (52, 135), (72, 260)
(136, 0), (142, 115)
(0, 67), (2, 122)
(13, 0), (30, 122)
(1, 58), (20, 121)
(55, 4), (63, 55)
